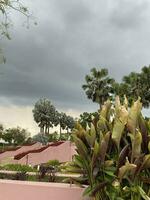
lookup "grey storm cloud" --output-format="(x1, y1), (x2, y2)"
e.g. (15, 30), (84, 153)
(110, 0), (149, 30)
(0, 0), (150, 112)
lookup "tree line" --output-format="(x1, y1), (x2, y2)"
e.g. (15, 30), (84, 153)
(0, 99), (75, 147)
(32, 98), (75, 139)
(0, 125), (30, 146)
(82, 65), (150, 109)
(0, 65), (149, 146)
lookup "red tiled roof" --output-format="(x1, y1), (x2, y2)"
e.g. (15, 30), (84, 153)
(0, 147), (21, 154)
(0, 142), (37, 154)
(14, 141), (64, 160)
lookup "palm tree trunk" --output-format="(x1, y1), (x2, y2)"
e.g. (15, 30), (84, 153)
(99, 103), (102, 111)
(60, 124), (61, 140)
(40, 127), (44, 134)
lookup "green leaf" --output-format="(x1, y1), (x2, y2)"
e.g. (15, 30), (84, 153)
(127, 98), (142, 134)
(131, 131), (142, 159)
(118, 159), (136, 181)
(99, 131), (111, 164)
(142, 154), (150, 169)
(73, 155), (84, 168)
(90, 181), (107, 196)
(91, 140), (100, 168)
(83, 186), (92, 196)
(104, 170), (116, 177)
(72, 135), (89, 158)
(67, 166), (85, 173)
(137, 186), (150, 200)
(112, 103), (128, 148)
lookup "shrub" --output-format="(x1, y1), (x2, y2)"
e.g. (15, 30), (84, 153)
(46, 159), (60, 167)
(38, 160), (60, 182)
(67, 97), (150, 200)
(0, 164), (36, 172)
(13, 171), (28, 181)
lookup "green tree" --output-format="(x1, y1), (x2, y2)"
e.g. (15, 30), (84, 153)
(115, 66), (150, 108)
(57, 112), (67, 140)
(2, 129), (13, 144)
(79, 112), (99, 129)
(82, 68), (115, 109)
(140, 66), (150, 107)
(32, 98), (57, 135)
(65, 115), (75, 133)
(13, 127), (30, 145)
(48, 131), (59, 142)
(0, 123), (4, 139)
(32, 133), (49, 145)
(55, 112), (75, 140)
(2, 127), (30, 145)
(24, 137), (33, 145)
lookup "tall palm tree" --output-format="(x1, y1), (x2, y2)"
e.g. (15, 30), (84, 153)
(82, 68), (115, 109)
(32, 98), (57, 135)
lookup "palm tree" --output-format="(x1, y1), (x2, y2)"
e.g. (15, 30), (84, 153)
(57, 112), (67, 140)
(32, 98), (57, 135)
(82, 68), (115, 109)
(79, 112), (98, 129)
(65, 115), (75, 134)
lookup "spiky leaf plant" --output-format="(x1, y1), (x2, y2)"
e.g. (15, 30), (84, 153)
(67, 97), (150, 200)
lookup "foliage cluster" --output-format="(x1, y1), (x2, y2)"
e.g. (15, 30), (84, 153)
(32, 131), (69, 145)
(0, 126), (30, 145)
(45, 159), (60, 167)
(32, 98), (75, 138)
(0, 163), (36, 172)
(83, 66), (150, 109)
(68, 97), (150, 200)
(79, 112), (99, 129)
(38, 160), (60, 182)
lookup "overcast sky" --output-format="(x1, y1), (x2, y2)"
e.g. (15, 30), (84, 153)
(0, 0), (150, 134)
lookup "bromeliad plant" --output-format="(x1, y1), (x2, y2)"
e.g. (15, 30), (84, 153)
(67, 96), (150, 200)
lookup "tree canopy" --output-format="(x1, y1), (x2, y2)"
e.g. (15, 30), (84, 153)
(32, 133), (49, 145)
(83, 66), (150, 109)
(65, 115), (75, 132)
(32, 98), (75, 138)
(82, 68), (115, 109)
(115, 65), (150, 108)
(57, 112), (75, 139)
(32, 98), (57, 135)
(1, 126), (30, 145)
(79, 112), (99, 129)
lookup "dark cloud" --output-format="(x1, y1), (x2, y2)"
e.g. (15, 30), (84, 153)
(0, 0), (150, 114)
(55, 0), (93, 27)
(109, 0), (149, 30)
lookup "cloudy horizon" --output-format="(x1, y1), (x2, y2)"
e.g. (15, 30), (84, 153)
(0, 0), (150, 134)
